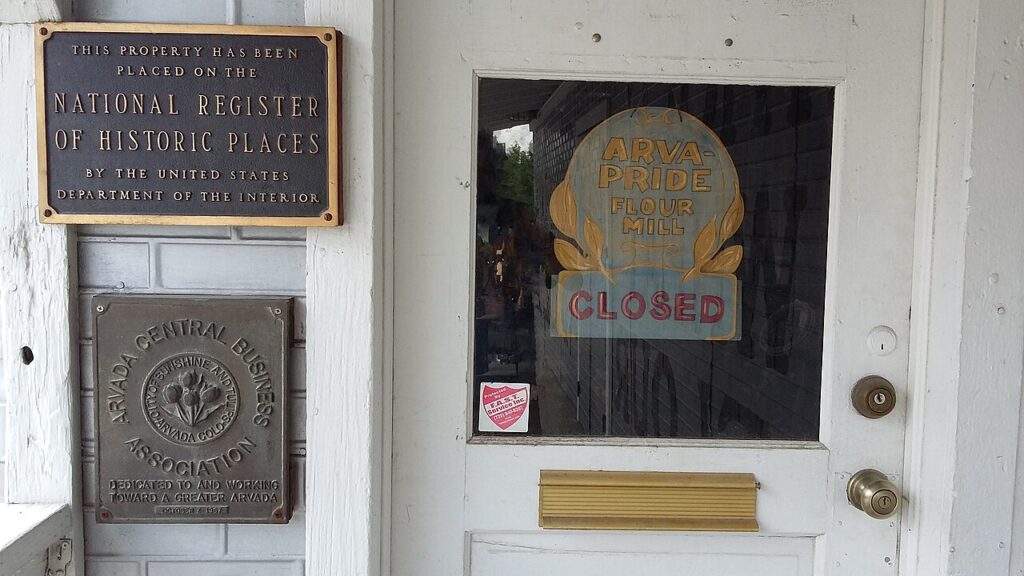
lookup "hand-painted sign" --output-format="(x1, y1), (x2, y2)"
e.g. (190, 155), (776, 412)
(549, 107), (743, 340)
(479, 383), (530, 432)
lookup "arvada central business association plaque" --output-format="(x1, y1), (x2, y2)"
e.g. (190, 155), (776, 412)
(93, 296), (291, 523)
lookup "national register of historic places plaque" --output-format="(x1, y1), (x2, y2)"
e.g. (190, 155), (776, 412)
(35, 22), (340, 226)
(93, 296), (291, 523)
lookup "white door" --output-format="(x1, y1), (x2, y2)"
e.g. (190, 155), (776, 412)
(392, 1), (923, 574)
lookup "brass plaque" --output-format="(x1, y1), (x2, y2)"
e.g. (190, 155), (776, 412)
(36, 22), (340, 226)
(93, 296), (291, 523)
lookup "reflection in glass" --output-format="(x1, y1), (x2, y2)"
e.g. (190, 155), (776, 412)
(473, 80), (833, 440)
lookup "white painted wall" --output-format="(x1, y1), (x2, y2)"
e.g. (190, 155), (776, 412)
(73, 0), (302, 26)
(945, 0), (1024, 573)
(302, 0), (386, 573)
(0, 17), (80, 574)
(0, 0), (384, 574)
(66, 2), (311, 575)
(78, 225), (308, 576)
(902, 0), (1024, 574)
(0, 0), (66, 24)
(1, 338), (5, 502)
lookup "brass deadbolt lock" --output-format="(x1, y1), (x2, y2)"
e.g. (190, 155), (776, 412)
(847, 469), (901, 519)
(851, 375), (896, 418)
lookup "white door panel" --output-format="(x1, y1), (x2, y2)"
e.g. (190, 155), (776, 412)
(465, 444), (829, 534)
(469, 533), (814, 576)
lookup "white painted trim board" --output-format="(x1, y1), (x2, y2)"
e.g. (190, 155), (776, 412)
(0, 19), (83, 576)
(303, 0), (387, 575)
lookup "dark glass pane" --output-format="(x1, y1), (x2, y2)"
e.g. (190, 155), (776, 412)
(473, 79), (833, 440)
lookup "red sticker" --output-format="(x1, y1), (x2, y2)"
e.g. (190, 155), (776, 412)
(480, 383), (530, 432)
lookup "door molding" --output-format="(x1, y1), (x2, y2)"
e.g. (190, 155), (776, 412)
(302, 0), (388, 575)
(0, 17), (83, 576)
(902, 0), (1024, 574)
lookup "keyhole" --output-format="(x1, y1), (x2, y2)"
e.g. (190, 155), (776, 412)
(873, 391), (887, 405)
(879, 495), (891, 508)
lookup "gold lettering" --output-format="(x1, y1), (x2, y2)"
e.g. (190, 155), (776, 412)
(198, 95), (319, 117)
(630, 138), (654, 163)
(623, 217), (643, 234)
(598, 164), (622, 188)
(656, 140), (682, 163)
(692, 168), (711, 191)
(650, 166), (662, 190)
(602, 137), (628, 161)
(610, 197), (625, 213)
(624, 166), (649, 192)
(678, 142), (703, 164)
(51, 92), (179, 114)
(666, 169), (687, 191)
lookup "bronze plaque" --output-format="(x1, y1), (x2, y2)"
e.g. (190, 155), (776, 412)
(36, 22), (340, 226)
(93, 296), (291, 523)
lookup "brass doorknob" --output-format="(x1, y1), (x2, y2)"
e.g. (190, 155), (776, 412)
(847, 469), (900, 519)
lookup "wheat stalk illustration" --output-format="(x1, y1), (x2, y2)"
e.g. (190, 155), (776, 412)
(680, 186), (745, 283)
(550, 176), (744, 283)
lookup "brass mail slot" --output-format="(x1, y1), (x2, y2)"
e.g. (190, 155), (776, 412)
(539, 470), (758, 532)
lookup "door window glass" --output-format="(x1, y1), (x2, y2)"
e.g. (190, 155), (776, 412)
(474, 79), (834, 440)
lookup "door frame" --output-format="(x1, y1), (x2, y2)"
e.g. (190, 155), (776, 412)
(897, 0), (1024, 575)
